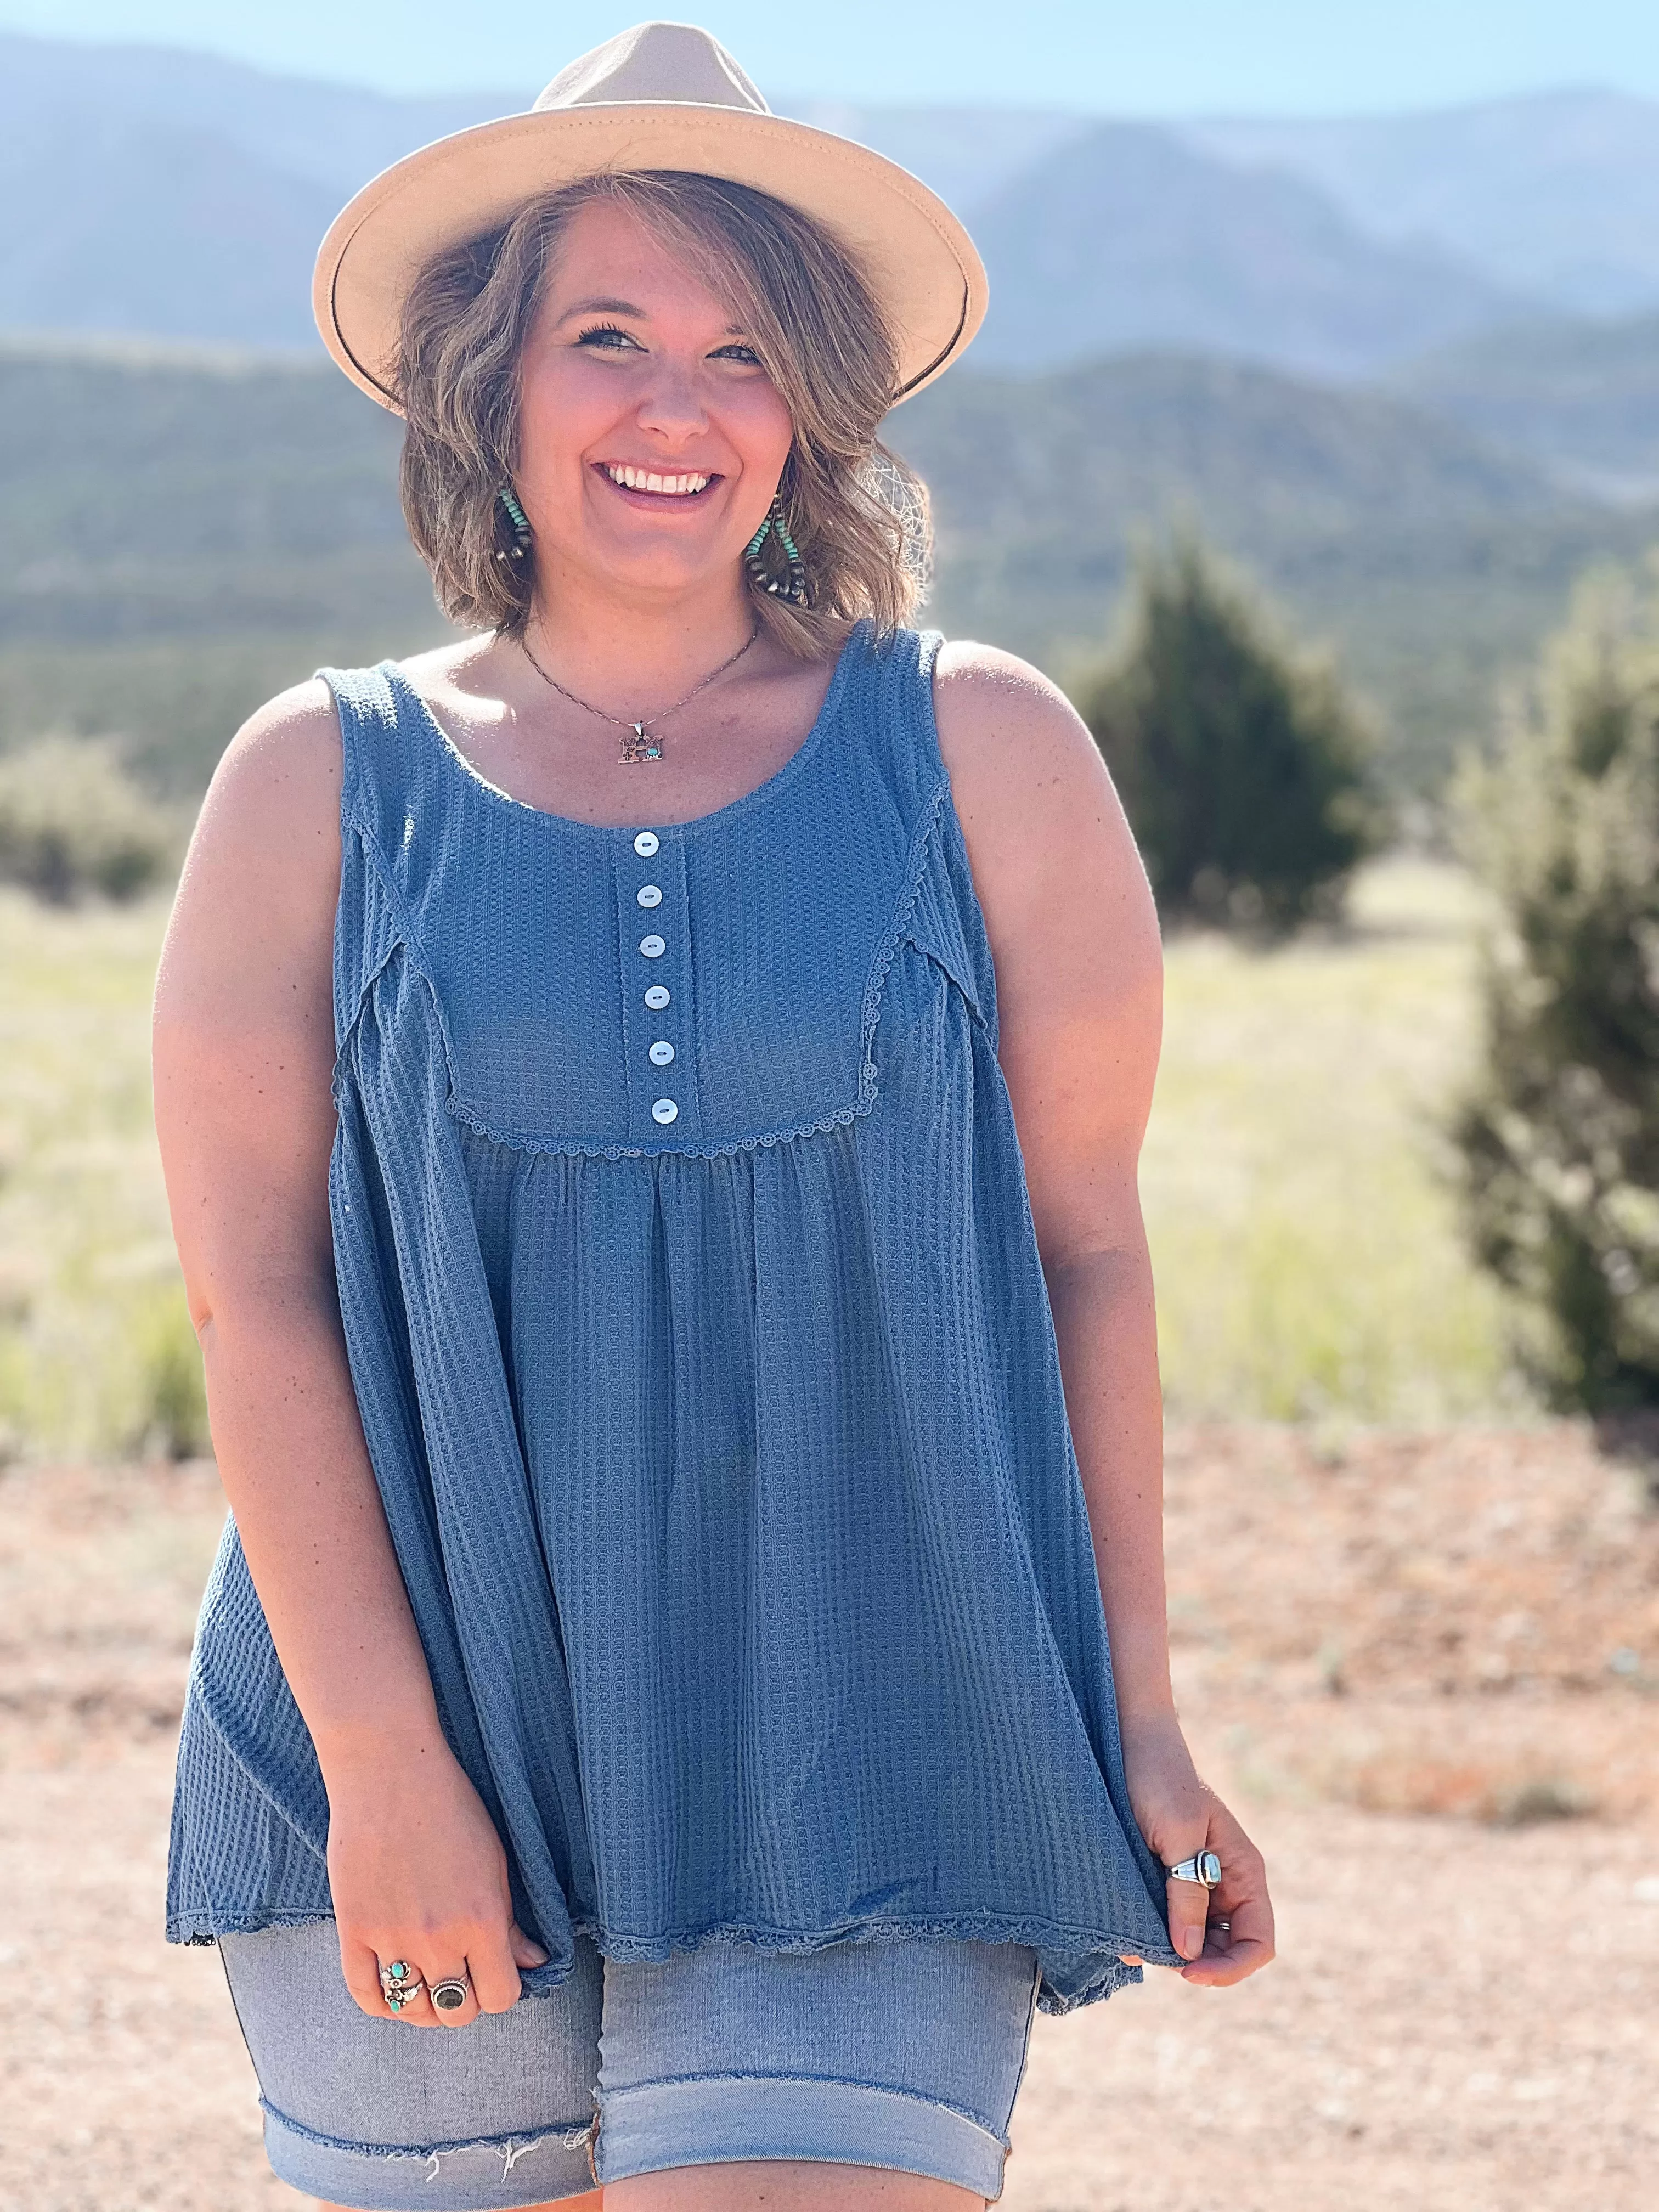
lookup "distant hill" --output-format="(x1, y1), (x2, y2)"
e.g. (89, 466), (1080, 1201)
(0, 31), (1553, 377)
(963, 123), (1528, 379)
(0, 35), (509, 348)
(1390, 312), (1659, 501)
(0, 338), (445, 788)
(780, 100), (1089, 219)
(1189, 91), (1659, 317)
(890, 352), (1659, 791)
(4, 336), (1654, 802)
(0, 34), (506, 200)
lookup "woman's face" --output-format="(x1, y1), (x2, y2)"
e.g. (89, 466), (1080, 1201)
(515, 199), (795, 607)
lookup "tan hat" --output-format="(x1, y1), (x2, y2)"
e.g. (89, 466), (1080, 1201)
(313, 19), (988, 414)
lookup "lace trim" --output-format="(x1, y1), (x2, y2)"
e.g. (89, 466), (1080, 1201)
(447, 1091), (873, 1163)
(166, 1904), (334, 1946)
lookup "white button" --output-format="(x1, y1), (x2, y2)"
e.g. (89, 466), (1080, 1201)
(633, 830), (660, 857)
(644, 984), (670, 1009)
(648, 1040), (675, 1066)
(651, 1098), (679, 1125)
(639, 934), (665, 958)
(636, 883), (663, 908)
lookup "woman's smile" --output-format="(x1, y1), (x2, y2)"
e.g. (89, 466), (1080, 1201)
(595, 460), (719, 502)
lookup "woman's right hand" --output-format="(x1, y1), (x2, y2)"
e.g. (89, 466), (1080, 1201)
(323, 1734), (549, 2029)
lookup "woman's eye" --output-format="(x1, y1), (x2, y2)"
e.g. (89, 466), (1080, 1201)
(575, 324), (642, 352)
(710, 342), (763, 366)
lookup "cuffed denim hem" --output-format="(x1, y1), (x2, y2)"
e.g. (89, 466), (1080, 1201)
(261, 2100), (597, 2210)
(594, 2075), (1011, 2200)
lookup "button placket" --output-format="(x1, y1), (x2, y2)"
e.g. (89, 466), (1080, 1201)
(615, 832), (698, 1144)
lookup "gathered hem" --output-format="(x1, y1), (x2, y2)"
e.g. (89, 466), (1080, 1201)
(167, 1904), (335, 1948)
(169, 1893), (1159, 2017)
(168, 1900), (1157, 2015)
(577, 1910), (1155, 2012)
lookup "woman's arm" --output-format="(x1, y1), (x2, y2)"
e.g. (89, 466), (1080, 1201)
(933, 641), (1273, 1987)
(152, 684), (543, 2024)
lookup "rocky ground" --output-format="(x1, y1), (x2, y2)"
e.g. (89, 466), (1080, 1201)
(1, 1425), (1655, 2211)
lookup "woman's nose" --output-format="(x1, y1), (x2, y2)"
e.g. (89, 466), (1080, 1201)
(633, 360), (711, 440)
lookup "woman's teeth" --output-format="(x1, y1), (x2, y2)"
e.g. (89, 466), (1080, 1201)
(605, 465), (712, 496)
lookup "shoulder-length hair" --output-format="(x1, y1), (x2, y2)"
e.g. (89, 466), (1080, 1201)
(396, 168), (931, 656)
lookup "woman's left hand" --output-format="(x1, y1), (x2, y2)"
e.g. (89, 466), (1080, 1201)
(1119, 1711), (1276, 1987)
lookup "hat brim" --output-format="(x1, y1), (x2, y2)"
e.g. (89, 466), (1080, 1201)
(313, 104), (988, 414)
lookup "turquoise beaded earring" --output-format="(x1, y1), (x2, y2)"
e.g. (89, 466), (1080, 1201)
(495, 484), (533, 566)
(743, 496), (809, 606)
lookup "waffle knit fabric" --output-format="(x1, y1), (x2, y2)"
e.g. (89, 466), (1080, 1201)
(165, 622), (1180, 2011)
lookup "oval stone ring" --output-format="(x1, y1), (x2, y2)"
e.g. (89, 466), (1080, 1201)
(430, 1973), (471, 2013)
(1165, 1850), (1223, 1888)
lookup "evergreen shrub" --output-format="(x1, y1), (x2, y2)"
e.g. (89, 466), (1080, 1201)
(0, 736), (178, 902)
(1077, 539), (1383, 932)
(1452, 563), (1659, 1408)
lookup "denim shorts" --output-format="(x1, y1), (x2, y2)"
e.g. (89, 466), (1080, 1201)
(217, 1921), (1042, 2208)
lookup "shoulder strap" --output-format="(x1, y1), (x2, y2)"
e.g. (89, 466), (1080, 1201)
(868, 627), (1000, 1043)
(316, 662), (411, 843)
(317, 663), (431, 1054)
(831, 624), (949, 825)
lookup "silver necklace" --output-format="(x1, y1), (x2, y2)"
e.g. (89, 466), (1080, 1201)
(519, 624), (760, 765)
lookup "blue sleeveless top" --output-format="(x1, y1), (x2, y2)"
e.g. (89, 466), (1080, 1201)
(166, 623), (1178, 2012)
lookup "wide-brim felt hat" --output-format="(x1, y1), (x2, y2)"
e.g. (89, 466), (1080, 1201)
(314, 19), (988, 414)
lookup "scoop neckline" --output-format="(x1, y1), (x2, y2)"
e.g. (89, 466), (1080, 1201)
(385, 620), (868, 842)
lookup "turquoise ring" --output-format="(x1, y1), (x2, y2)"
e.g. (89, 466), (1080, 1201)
(379, 1959), (425, 2012)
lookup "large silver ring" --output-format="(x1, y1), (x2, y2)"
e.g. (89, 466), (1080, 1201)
(379, 1959), (425, 2012)
(1165, 1850), (1223, 1888)
(430, 1974), (471, 2013)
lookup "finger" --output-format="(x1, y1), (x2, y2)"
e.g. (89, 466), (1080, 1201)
(1165, 1875), (1214, 1963)
(339, 1931), (388, 2020)
(511, 1921), (550, 1971)
(1183, 1848), (1276, 1987)
(1183, 1933), (1274, 1986)
(467, 1929), (528, 2016)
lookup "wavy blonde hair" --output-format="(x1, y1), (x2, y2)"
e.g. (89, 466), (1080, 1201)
(396, 169), (931, 656)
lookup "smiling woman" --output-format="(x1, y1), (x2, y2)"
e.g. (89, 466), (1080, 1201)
(397, 168), (927, 656)
(150, 20), (1271, 2212)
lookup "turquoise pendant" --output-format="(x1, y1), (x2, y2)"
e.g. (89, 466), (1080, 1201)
(620, 722), (662, 764)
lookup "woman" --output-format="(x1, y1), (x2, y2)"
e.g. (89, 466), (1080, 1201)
(154, 22), (1272, 2212)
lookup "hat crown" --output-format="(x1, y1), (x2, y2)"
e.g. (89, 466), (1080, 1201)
(533, 21), (771, 119)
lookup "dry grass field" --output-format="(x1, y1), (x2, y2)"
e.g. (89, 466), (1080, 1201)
(0, 855), (1524, 1463)
(2, 1424), (1655, 2212)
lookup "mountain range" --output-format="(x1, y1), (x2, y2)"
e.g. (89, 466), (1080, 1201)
(5, 32), (1659, 380)
(3, 33), (1657, 808)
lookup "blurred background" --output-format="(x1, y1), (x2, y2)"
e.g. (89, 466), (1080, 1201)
(0, 7), (1656, 2209)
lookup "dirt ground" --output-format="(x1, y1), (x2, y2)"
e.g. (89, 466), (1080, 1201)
(1, 1425), (1656, 2212)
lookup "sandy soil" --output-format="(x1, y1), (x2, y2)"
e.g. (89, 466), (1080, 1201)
(1, 1426), (1655, 2212)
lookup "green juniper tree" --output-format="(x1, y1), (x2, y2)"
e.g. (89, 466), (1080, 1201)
(1077, 538), (1382, 933)
(1453, 562), (1659, 1409)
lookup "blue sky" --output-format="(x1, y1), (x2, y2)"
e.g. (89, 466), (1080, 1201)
(3, 0), (1656, 111)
